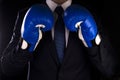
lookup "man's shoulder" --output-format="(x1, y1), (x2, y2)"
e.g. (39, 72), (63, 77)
(18, 7), (29, 15)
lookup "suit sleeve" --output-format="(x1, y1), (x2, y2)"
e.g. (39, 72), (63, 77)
(87, 26), (119, 78)
(0, 9), (33, 77)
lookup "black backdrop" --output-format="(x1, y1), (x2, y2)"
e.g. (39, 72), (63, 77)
(0, 0), (120, 80)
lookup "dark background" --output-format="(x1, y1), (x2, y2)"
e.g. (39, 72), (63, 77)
(0, 0), (120, 80)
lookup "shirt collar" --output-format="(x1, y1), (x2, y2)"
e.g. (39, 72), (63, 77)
(46, 0), (72, 11)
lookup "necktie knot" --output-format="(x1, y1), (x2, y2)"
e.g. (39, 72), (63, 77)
(55, 6), (64, 16)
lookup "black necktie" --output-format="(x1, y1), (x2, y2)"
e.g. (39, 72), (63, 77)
(54, 6), (65, 63)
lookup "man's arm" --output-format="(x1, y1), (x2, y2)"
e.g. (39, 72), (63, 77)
(0, 9), (33, 76)
(87, 29), (119, 79)
(1, 4), (55, 77)
(63, 4), (119, 78)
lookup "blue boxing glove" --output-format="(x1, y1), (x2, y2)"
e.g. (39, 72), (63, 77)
(64, 4), (101, 47)
(21, 4), (54, 52)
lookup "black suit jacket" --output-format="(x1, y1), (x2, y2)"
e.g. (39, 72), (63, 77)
(0, 2), (118, 80)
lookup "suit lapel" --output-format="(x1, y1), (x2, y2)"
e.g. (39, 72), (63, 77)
(44, 31), (60, 66)
(49, 39), (61, 66)
(61, 32), (78, 65)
